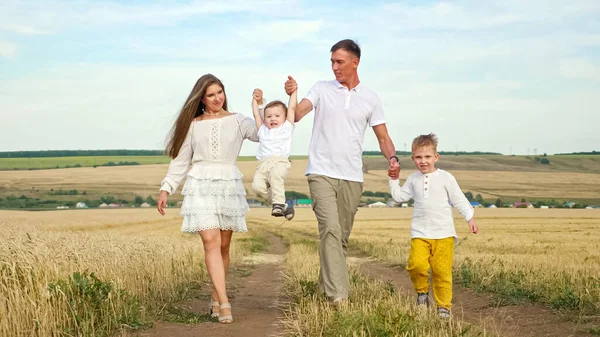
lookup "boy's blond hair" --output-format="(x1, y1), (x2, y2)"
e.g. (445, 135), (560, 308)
(412, 133), (439, 153)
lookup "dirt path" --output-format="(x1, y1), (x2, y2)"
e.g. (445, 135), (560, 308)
(360, 261), (595, 337)
(134, 233), (287, 337)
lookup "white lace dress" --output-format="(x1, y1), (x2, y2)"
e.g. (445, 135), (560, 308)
(159, 114), (258, 232)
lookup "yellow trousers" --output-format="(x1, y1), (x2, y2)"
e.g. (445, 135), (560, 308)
(406, 237), (454, 309)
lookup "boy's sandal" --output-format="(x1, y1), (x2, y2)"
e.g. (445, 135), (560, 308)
(218, 303), (233, 324)
(208, 299), (220, 318)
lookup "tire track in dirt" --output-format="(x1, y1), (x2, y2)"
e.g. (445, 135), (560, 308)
(360, 261), (595, 337)
(134, 232), (287, 337)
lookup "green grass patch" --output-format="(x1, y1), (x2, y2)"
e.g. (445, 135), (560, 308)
(455, 258), (600, 316)
(161, 306), (215, 324)
(47, 271), (145, 336)
(237, 234), (270, 253)
(0, 156), (172, 170)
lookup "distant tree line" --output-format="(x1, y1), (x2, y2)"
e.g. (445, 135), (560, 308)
(0, 193), (176, 209)
(555, 151), (598, 155)
(362, 150), (502, 156)
(94, 161), (141, 167)
(0, 150), (164, 158)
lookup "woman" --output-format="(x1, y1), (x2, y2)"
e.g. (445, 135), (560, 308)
(157, 74), (258, 324)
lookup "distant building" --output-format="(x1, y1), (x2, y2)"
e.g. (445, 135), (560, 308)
(140, 202), (150, 208)
(368, 201), (386, 208)
(586, 205), (596, 209)
(386, 201), (399, 207)
(401, 203), (409, 208)
(513, 202), (533, 208)
(56, 205), (69, 209)
(296, 199), (313, 207)
(564, 201), (576, 208)
(540, 205), (549, 209)
(487, 204), (497, 208)
(76, 202), (88, 209)
(470, 201), (481, 208)
(246, 199), (263, 208)
(99, 203), (108, 208)
(108, 203), (120, 207)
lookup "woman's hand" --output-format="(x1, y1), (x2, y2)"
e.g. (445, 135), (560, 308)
(157, 190), (169, 215)
(253, 88), (263, 105)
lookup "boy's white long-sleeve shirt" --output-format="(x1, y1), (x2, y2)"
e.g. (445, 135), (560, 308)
(389, 169), (474, 240)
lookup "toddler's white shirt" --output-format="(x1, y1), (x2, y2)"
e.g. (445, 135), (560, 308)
(256, 120), (294, 160)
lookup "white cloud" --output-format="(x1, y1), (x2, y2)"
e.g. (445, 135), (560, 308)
(0, 1), (599, 155)
(0, 23), (52, 35)
(0, 41), (16, 58)
(237, 20), (323, 44)
(0, 0), (295, 33)
(374, 0), (600, 32)
(559, 58), (600, 82)
(0, 62), (328, 153)
(380, 2), (524, 31)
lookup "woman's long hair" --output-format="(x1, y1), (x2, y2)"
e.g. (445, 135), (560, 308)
(165, 74), (228, 159)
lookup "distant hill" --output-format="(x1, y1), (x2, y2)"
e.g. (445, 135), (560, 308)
(362, 154), (600, 174)
(0, 150), (164, 158)
(555, 151), (599, 155)
(363, 150), (503, 156)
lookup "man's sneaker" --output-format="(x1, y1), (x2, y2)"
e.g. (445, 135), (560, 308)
(271, 204), (285, 217)
(330, 297), (347, 310)
(416, 293), (429, 307)
(438, 307), (451, 318)
(284, 204), (295, 220)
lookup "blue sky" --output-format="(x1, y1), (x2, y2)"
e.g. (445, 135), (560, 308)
(1, 0), (599, 156)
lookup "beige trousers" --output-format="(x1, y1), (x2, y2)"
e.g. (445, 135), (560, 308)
(252, 156), (291, 205)
(307, 174), (363, 300)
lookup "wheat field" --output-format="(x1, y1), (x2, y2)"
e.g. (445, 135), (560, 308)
(2, 160), (599, 203)
(0, 209), (259, 336)
(269, 207), (600, 319)
(1, 207), (599, 335)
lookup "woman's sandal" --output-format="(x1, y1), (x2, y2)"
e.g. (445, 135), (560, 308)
(218, 303), (233, 324)
(208, 299), (220, 318)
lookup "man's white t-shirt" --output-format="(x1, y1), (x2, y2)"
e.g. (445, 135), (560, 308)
(304, 80), (386, 182)
(256, 120), (294, 160)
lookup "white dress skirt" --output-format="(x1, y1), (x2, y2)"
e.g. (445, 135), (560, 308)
(179, 162), (248, 233)
(160, 114), (259, 233)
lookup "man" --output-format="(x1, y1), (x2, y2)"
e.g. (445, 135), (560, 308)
(284, 39), (400, 305)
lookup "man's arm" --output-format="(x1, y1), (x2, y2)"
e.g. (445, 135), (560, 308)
(373, 124), (400, 177)
(284, 75), (313, 122)
(287, 90), (297, 125)
(295, 99), (312, 122)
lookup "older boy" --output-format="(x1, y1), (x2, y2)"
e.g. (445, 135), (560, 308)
(389, 133), (479, 318)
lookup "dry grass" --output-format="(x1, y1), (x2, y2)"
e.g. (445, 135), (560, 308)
(271, 224), (493, 337)
(2, 206), (599, 336)
(0, 209), (256, 336)
(260, 207), (600, 318)
(2, 160), (600, 204)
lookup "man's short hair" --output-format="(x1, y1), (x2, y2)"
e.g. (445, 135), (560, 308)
(412, 133), (439, 153)
(331, 39), (361, 59)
